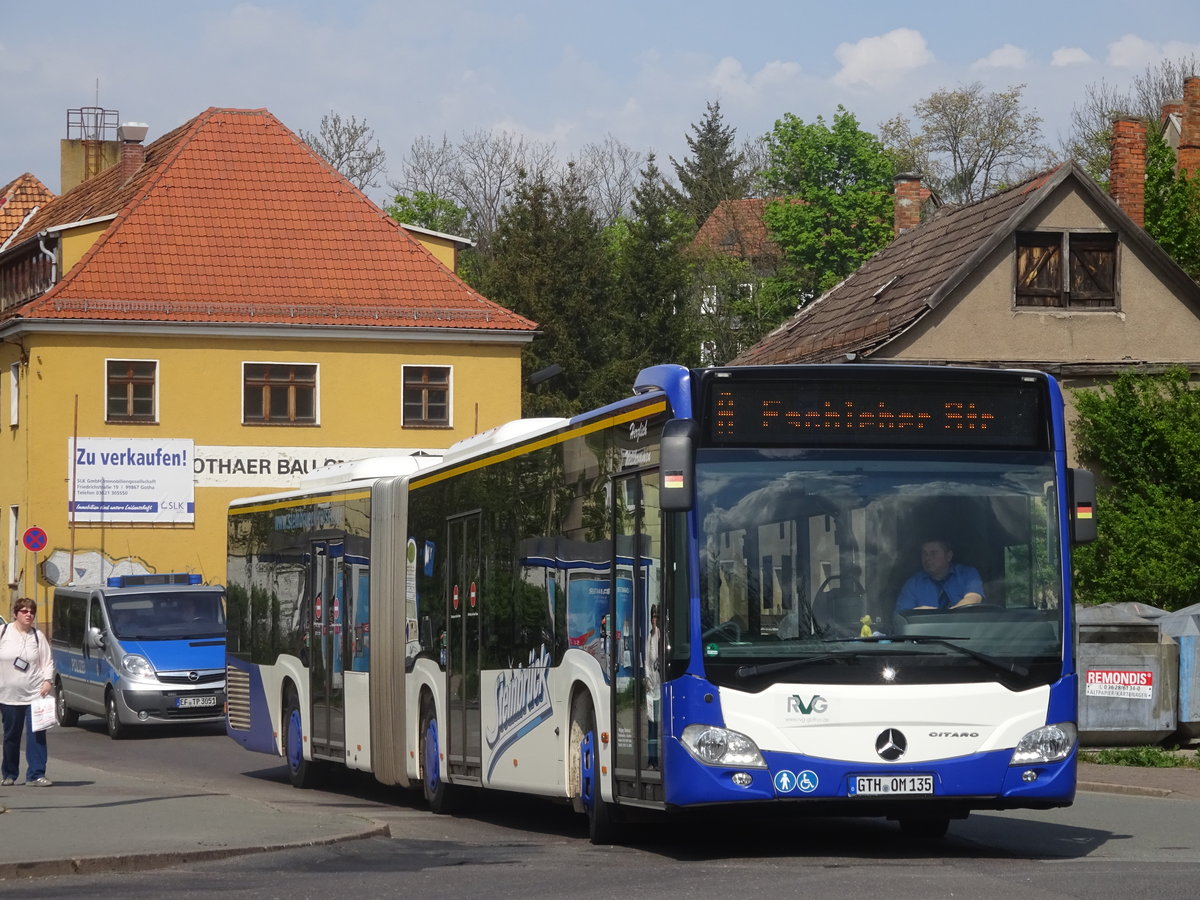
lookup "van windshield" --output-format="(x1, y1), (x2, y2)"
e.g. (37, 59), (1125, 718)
(105, 592), (226, 640)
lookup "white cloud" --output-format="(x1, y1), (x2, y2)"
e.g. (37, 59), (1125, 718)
(1051, 47), (1093, 66)
(1106, 34), (1159, 67)
(972, 44), (1030, 70)
(833, 28), (933, 89)
(708, 56), (803, 100)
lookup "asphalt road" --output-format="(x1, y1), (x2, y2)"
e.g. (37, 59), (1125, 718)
(20, 716), (1200, 899)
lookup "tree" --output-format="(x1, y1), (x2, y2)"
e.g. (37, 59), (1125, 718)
(669, 101), (756, 227)
(475, 169), (617, 416)
(384, 191), (469, 236)
(1144, 127), (1200, 281)
(759, 107), (895, 301)
(610, 154), (700, 374)
(572, 135), (644, 227)
(391, 130), (557, 256)
(880, 83), (1051, 205)
(1064, 55), (1199, 183)
(299, 111), (387, 192)
(1071, 367), (1200, 610)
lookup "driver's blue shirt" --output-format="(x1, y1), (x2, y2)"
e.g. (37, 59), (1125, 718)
(896, 564), (984, 611)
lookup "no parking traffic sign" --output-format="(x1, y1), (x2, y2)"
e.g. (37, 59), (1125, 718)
(22, 527), (48, 552)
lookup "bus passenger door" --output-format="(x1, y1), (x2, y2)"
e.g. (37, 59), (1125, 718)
(447, 513), (483, 779)
(611, 471), (665, 804)
(310, 540), (346, 761)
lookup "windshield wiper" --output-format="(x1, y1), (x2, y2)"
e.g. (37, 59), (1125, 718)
(736, 651), (862, 679)
(849, 634), (1030, 679)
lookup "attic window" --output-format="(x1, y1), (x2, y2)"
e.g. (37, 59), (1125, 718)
(1015, 232), (1117, 310)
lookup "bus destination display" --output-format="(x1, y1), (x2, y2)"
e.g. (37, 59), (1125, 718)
(707, 380), (1047, 448)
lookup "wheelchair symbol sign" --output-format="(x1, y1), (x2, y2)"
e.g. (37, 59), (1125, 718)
(774, 769), (819, 795)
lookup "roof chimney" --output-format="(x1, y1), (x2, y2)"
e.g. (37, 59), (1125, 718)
(1110, 117), (1145, 228)
(116, 122), (149, 183)
(1180, 76), (1200, 178)
(893, 173), (926, 236)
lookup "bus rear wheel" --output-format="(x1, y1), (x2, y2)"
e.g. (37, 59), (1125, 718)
(283, 692), (320, 789)
(420, 699), (457, 814)
(570, 693), (618, 844)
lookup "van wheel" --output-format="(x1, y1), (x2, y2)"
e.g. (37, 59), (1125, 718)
(105, 691), (128, 740)
(283, 692), (320, 789)
(55, 681), (79, 727)
(570, 693), (618, 844)
(420, 698), (458, 814)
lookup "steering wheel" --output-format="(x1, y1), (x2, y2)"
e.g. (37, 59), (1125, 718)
(816, 573), (865, 598)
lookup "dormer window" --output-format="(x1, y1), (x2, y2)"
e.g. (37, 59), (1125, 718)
(1015, 231), (1117, 310)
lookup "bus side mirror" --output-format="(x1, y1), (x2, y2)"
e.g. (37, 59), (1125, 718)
(1070, 468), (1096, 544)
(660, 419), (698, 512)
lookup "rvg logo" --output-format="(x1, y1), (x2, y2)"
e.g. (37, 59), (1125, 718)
(787, 694), (828, 715)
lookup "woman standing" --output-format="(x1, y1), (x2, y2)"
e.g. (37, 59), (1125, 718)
(0, 597), (55, 786)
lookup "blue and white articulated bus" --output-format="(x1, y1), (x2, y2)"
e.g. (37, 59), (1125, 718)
(225, 364), (1095, 842)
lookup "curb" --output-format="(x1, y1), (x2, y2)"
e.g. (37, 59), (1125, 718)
(1077, 780), (1174, 799)
(0, 820), (390, 881)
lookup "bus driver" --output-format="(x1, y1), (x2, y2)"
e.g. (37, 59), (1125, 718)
(896, 538), (984, 611)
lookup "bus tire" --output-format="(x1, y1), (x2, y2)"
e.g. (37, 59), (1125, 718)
(898, 815), (950, 839)
(283, 691), (320, 789)
(105, 690), (128, 740)
(55, 681), (79, 727)
(420, 698), (457, 814)
(570, 693), (618, 844)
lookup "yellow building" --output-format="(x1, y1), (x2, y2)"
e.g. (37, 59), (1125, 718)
(0, 108), (537, 626)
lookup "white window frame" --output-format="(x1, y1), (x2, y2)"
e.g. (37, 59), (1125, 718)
(7, 506), (18, 587)
(8, 363), (17, 427)
(105, 358), (160, 424)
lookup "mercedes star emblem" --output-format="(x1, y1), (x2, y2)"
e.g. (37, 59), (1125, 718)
(876, 728), (907, 761)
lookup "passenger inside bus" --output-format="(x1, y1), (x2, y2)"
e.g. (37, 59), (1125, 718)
(895, 538), (984, 611)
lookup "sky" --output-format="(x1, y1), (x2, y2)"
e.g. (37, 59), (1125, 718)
(2, 1), (1199, 205)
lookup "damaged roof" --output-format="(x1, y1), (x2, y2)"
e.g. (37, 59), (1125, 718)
(732, 162), (1198, 365)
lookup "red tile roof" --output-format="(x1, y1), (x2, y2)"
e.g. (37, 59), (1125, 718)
(0, 173), (55, 248)
(691, 198), (780, 267)
(5, 108), (536, 332)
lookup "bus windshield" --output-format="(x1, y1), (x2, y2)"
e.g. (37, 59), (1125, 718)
(694, 451), (1063, 689)
(105, 591), (227, 641)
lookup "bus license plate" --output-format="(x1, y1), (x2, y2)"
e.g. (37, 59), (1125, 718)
(177, 696), (217, 708)
(851, 774), (933, 796)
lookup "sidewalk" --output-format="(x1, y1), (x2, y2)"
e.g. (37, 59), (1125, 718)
(1, 755), (1198, 880)
(0, 758), (387, 880)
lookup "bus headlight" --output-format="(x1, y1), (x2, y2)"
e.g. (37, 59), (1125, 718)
(1010, 722), (1077, 765)
(121, 654), (156, 679)
(681, 724), (766, 768)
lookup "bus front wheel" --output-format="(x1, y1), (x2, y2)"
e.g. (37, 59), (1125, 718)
(570, 693), (618, 844)
(898, 815), (951, 839)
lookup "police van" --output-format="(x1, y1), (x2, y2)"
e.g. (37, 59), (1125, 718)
(50, 574), (226, 738)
